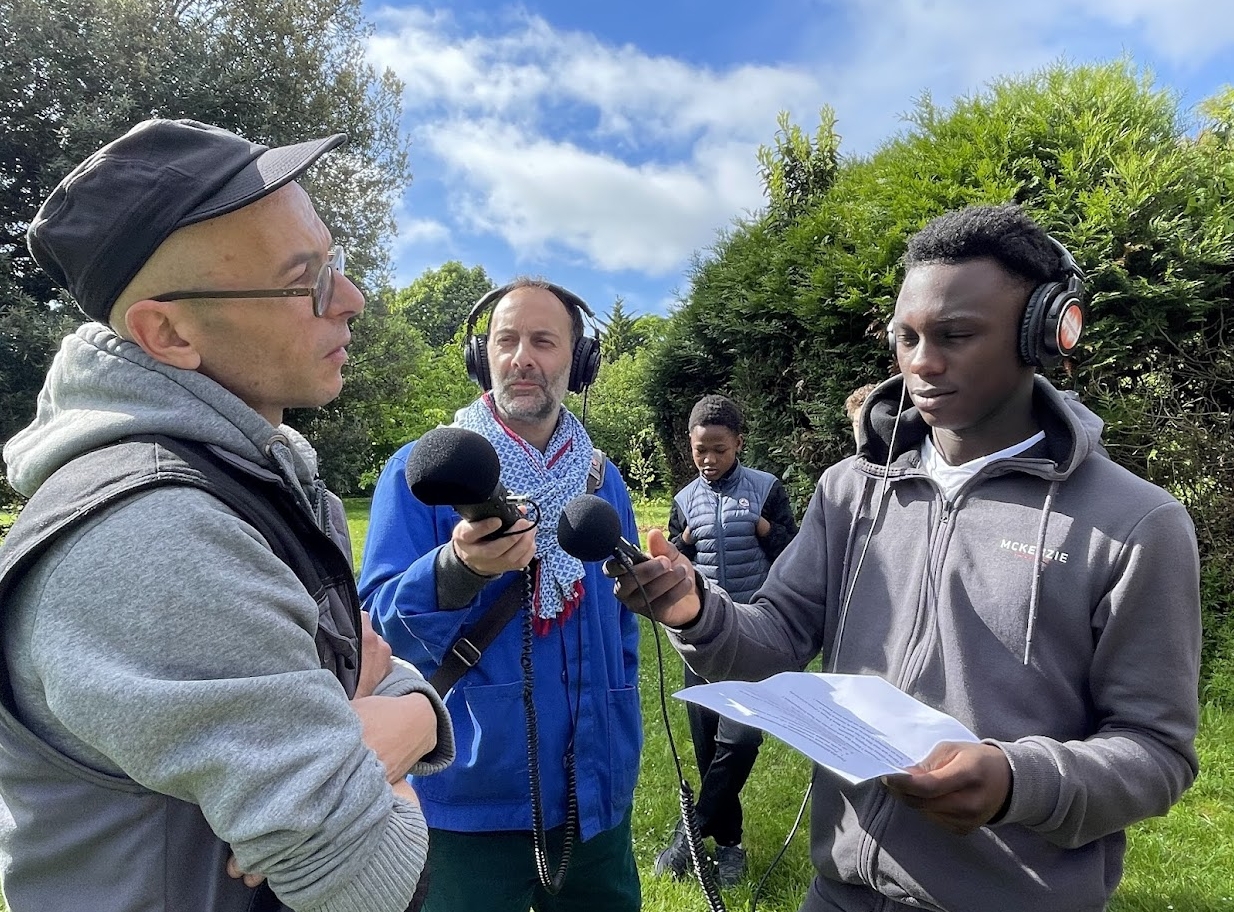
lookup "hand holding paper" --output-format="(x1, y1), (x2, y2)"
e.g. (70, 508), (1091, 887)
(675, 672), (979, 784)
(880, 739), (1013, 834)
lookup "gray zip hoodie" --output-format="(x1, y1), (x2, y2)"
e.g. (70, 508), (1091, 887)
(1, 323), (454, 912)
(671, 375), (1200, 912)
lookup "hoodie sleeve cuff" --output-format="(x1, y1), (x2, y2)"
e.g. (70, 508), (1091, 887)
(373, 658), (456, 774)
(295, 797), (428, 912)
(668, 574), (727, 641)
(989, 738), (1059, 828)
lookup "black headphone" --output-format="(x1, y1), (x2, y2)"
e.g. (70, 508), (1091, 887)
(463, 282), (602, 393)
(887, 235), (1087, 368)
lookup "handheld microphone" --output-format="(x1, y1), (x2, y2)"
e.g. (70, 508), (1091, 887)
(557, 494), (649, 566)
(404, 427), (523, 536)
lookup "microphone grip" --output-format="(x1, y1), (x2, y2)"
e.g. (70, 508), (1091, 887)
(455, 494), (522, 540)
(615, 537), (650, 566)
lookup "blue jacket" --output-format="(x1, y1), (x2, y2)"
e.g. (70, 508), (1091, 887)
(359, 439), (642, 839)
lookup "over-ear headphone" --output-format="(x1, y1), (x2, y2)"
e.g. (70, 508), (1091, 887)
(463, 282), (602, 393)
(886, 235), (1087, 369)
(1018, 237), (1086, 368)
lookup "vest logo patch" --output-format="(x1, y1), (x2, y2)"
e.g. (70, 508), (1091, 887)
(739, 497), (751, 509)
(1000, 539), (1069, 564)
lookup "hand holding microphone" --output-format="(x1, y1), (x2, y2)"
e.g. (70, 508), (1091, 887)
(557, 494), (701, 626)
(405, 427), (536, 574)
(405, 427), (526, 533)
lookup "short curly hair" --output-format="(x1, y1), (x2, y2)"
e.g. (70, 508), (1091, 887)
(904, 203), (1064, 285)
(688, 394), (744, 435)
(844, 383), (877, 423)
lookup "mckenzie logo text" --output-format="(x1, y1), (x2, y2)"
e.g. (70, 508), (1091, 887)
(1000, 539), (1069, 564)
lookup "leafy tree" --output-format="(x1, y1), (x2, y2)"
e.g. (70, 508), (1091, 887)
(0, 0), (411, 491)
(633, 312), (669, 348)
(0, 262), (77, 506)
(622, 428), (662, 498)
(575, 348), (670, 493)
(598, 298), (637, 360)
(654, 60), (1234, 695)
(598, 298), (670, 363)
(392, 261), (495, 347)
(756, 107), (840, 226)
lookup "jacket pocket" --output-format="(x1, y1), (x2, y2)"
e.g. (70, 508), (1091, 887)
(422, 680), (526, 803)
(607, 685), (643, 807)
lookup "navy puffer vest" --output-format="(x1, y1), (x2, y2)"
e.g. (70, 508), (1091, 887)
(674, 464), (776, 601)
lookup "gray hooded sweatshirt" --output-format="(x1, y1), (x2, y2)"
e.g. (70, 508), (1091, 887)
(0, 323), (454, 912)
(671, 375), (1200, 912)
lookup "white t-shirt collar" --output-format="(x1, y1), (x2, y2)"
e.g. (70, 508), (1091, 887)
(921, 430), (1045, 502)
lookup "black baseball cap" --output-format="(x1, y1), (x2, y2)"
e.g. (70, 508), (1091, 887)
(27, 118), (347, 323)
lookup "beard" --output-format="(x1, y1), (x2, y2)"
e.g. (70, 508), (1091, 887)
(492, 366), (569, 424)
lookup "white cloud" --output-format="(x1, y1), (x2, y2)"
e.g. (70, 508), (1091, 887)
(367, 10), (555, 116)
(386, 195), (451, 268)
(365, 1), (1234, 290)
(1078, 0), (1234, 62)
(427, 119), (759, 274)
(397, 217), (450, 245)
(367, 7), (802, 274)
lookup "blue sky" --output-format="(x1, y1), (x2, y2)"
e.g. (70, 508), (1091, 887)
(361, 0), (1233, 317)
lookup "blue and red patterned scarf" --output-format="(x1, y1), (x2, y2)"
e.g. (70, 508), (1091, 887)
(453, 394), (593, 633)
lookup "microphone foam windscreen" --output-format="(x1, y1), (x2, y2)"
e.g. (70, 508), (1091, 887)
(557, 493), (622, 562)
(404, 426), (502, 506)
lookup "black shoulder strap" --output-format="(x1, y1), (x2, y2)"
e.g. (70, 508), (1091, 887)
(428, 561), (533, 696)
(0, 434), (362, 699)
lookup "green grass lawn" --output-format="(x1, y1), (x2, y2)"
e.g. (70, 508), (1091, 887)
(345, 494), (1234, 912)
(0, 496), (1223, 912)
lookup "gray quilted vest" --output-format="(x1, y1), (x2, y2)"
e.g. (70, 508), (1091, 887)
(0, 435), (362, 912)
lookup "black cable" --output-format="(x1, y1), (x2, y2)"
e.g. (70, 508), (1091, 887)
(748, 779), (812, 912)
(626, 557), (727, 912)
(746, 382), (911, 910)
(519, 564), (577, 894)
(488, 497), (542, 539)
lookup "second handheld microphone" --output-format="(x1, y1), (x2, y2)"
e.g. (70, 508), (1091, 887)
(556, 494), (650, 566)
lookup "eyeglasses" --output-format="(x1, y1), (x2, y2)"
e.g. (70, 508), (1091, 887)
(150, 246), (345, 318)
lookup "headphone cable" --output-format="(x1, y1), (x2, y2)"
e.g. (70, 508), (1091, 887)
(747, 380), (907, 911)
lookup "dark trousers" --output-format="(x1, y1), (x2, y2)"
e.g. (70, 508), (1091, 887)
(422, 809), (640, 912)
(684, 664), (764, 846)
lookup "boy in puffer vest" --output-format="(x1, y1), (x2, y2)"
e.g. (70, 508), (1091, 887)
(657, 394), (798, 886)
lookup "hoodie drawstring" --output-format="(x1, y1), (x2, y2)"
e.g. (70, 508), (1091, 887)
(1023, 480), (1059, 665)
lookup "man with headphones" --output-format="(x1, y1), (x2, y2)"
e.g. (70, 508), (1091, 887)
(359, 279), (644, 912)
(608, 204), (1201, 912)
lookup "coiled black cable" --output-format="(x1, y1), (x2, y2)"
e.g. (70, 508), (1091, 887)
(519, 564), (578, 894)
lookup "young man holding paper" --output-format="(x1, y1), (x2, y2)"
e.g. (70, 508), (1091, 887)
(607, 204), (1201, 912)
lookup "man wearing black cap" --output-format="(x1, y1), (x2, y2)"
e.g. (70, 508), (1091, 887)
(0, 119), (454, 912)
